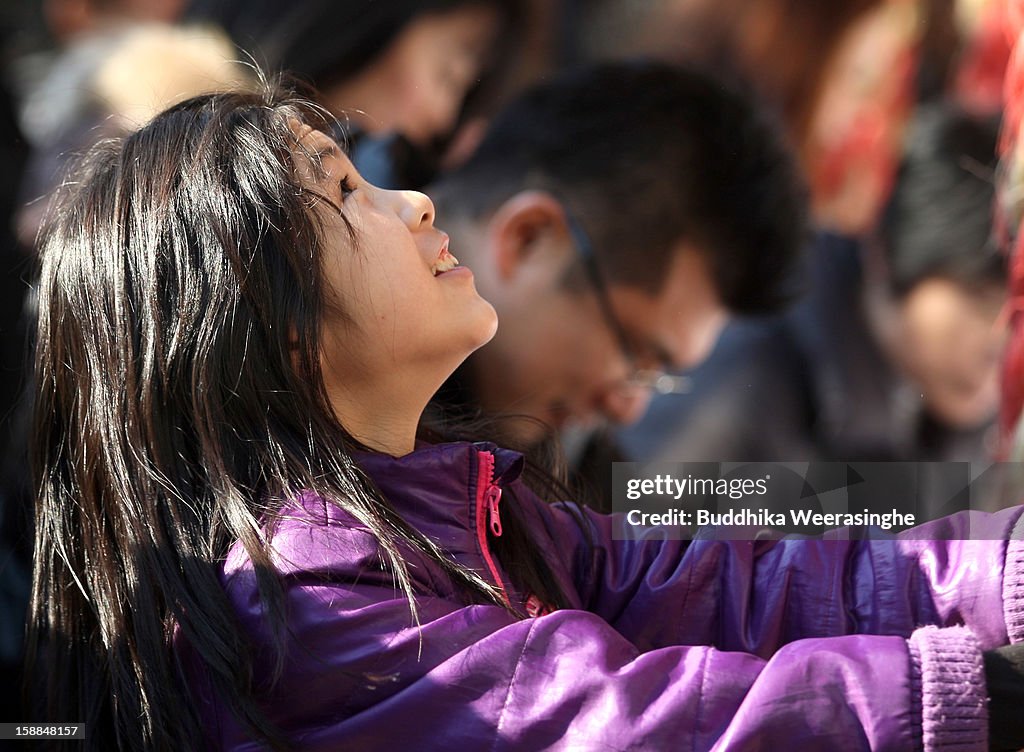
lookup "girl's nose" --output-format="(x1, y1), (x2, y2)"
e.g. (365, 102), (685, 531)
(397, 190), (435, 230)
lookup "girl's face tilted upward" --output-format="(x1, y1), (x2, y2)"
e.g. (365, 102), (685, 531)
(293, 126), (498, 404)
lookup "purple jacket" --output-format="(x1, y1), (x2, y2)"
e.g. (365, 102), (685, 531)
(178, 442), (1024, 750)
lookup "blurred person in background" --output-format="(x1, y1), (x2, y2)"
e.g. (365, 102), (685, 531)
(578, 0), (880, 159)
(188, 0), (523, 189)
(575, 0), (1009, 472)
(577, 0), (886, 234)
(996, 0), (1024, 463)
(576, 0), (984, 237)
(16, 0), (251, 245)
(427, 60), (806, 508)
(619, 103), (1004, 466)
(17, 0), (188, 198)
(42, 0), (184, 42)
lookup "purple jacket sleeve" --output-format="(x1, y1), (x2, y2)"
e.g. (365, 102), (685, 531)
(522, 493), (1024, 656)
(182, 506), (1024, 751)
(195, 563), (986, 751)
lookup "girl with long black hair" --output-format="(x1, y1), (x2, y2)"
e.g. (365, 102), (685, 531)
(28, 80), (1024, 751)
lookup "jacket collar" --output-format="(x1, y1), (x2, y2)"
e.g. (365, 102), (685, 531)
(354, 440), (524, 484)
(351, 441), (524, 546)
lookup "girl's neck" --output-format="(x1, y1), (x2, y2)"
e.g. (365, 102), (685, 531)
(331, 395), (421, 457)
(324, 371), (436, 456)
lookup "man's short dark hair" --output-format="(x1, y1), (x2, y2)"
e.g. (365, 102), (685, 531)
(880, 103), (1004, 298)
(431, 60), (807, 313)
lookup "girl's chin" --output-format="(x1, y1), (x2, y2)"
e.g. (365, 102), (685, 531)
(458, 296), (499, 351)
(479, 304), (499, 344)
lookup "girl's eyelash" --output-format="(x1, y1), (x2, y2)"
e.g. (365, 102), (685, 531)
(340, 175), (356, 198)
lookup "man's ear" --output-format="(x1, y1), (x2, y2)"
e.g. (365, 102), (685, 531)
(487, 191), (568, 282)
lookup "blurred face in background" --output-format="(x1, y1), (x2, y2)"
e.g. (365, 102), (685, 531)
(323, 4), (501, 146)
(895, 278), (1006, 429)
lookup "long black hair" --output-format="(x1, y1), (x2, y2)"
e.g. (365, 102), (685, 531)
(27, 81), (570, 752)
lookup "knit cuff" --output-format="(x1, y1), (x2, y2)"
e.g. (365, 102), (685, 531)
(1005, 513), (1024, 644)
(908, 626), (987, 752)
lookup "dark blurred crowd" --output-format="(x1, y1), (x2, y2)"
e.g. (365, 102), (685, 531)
(0, 0), (1014, 731)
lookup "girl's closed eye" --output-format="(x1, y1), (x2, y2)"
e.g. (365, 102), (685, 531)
(340, 174), (357, 200)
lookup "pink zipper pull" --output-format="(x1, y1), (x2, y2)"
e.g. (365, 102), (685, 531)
(485, 485), (503, 537)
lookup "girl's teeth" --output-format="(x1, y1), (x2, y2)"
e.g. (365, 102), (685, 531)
(433, 254), (459, 275)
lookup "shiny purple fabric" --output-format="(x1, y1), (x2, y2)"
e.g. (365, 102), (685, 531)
(176, 442), (1024, 750)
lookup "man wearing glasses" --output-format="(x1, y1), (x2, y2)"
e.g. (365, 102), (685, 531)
(428, 61), (806, 508)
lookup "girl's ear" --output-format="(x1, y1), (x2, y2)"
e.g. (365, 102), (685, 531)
(487, 190), (570, 282)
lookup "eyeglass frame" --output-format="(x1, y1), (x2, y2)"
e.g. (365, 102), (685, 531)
(560, 204), (691, 396)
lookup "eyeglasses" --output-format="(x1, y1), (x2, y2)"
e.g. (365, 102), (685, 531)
(561, 205), (690, 396)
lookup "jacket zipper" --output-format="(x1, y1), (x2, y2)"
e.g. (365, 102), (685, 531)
(475, 449), (510, 607)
